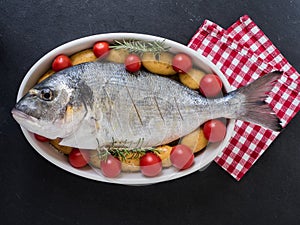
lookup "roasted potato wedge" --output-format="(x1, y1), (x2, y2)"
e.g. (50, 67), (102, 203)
(70, 49), (97, 65)
(180, 127), (208, 153)
(120, 153), (140, 172)
(142, 52), (176, 75)
(106, 49), (129, 63)
(89, 151), (101, 168)
(89, 151), (141, 172)
(49, 138), (73, 155)
(179, 68), (205, 90)
(156, 145), (173, 167)
(38, 69), (55, 83)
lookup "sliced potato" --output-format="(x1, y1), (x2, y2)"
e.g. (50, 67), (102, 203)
(142, 52), (176, 76)
(180, 127), (208, 153)
(70, 49), (97, 65)
(179, 68), (205, 90)
(106, 49), (129, 63)
(49, 138), (73, 155)
(156, 145), (173, 167)
(38, 69), (55, 83)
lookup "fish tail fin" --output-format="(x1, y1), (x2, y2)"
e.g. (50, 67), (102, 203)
(230, 71), (283, 131)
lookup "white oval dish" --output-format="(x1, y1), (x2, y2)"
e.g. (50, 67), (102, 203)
(16, 33), (234, 185)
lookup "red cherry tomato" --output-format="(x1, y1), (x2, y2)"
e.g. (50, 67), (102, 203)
(199, 74), (223, 97)
(52, 54), (72, 72)
(93, 41), (110, 58)
(69, 148), (89, 168)
(170, 144), (194, 170)
(203, 119), (227, 143)
(140, 152), (162, 177)
(100, 155), (122, 178)
(124, 54), (142, 72)
(172, 53), (193, 73)
(34, 133), (49, 142)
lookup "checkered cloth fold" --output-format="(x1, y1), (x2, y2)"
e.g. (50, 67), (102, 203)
(188, 15), (300, 180)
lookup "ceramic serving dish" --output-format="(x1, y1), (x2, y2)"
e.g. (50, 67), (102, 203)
(16, 33), (234, 185)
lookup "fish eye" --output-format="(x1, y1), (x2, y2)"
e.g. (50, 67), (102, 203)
(39, 88), (53, 101)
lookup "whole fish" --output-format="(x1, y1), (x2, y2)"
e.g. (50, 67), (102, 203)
(12, 61), (282, 149)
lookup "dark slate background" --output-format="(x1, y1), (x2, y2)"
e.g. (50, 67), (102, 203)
(1, 1), (299, 225)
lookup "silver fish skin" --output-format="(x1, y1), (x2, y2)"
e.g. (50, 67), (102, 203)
(12, 61), (282, 149)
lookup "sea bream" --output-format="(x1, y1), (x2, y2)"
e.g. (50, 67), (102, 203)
(11, 61), (282, 149)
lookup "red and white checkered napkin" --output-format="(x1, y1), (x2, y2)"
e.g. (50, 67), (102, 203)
(188, 15), (300, 180)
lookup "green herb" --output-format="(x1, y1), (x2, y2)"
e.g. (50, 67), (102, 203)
(96, 138), (160, 162)
(110, 39), (170, 56)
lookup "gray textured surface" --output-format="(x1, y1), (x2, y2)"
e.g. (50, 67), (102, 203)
(1, 1), (299, 225)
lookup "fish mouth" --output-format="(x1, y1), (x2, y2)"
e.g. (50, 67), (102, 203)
(11, 108), (38, 123)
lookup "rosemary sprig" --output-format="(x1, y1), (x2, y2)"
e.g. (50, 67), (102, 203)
(110, 39), (170, 56)
(95, 138), (160, 162)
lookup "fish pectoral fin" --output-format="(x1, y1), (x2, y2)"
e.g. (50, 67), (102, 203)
(59, 133), (98, 149)
(59, 134), (78, 147)
(59, 119), (100, 149)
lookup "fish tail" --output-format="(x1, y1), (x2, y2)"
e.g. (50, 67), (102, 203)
(229, 71), (283, 131)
